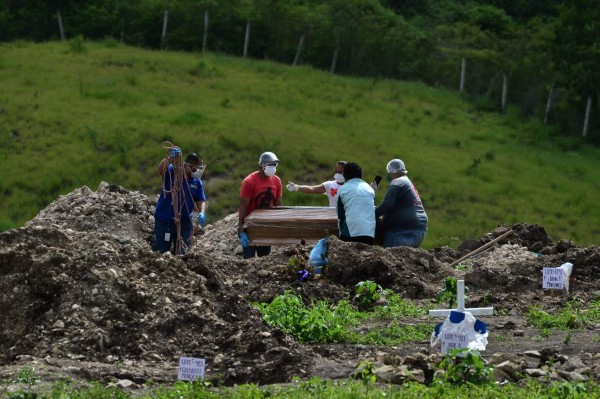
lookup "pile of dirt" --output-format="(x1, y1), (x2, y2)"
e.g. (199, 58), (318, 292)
(0, 182), (598, 391)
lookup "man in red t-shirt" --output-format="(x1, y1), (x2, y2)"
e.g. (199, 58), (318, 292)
(238, 151), (283, 259)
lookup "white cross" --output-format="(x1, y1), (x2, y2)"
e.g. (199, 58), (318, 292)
(428, 280), (494, 317)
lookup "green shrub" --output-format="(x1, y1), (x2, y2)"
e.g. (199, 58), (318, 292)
(353, 280), (383, 310)
(69, 35), (87, 54)
(436, 349), (494, 385)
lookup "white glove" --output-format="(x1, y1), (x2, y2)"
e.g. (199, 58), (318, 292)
(370, 182), (378, 190)
(286, 182), (299, 192)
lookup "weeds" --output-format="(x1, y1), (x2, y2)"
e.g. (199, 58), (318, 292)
(68, 35), (87, 53)
(353, 280), (383, 310)
(16, 366), (36, 385)
(353, 360), (377, 392)
(373, 289), (427, 319)
(436, 349), (493, 385)
(255, 289), (430, 345)
(527, 301), (589, 331)
(436, 278), (464, 308)
(254, 290), (354, 343)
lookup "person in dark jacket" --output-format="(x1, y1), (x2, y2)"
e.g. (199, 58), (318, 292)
(375, 159), (427, 248)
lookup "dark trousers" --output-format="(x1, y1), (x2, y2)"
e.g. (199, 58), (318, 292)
(243, 245), (272, 259)
(153, 218), (193, 254)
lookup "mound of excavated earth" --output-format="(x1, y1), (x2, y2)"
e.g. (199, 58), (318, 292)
(0, 182), (598, 393)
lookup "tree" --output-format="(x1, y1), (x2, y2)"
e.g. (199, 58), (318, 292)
(553, 0), (600, 137)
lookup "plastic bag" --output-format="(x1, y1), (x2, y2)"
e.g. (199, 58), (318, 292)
(431, 311), (488, 353)
(308, 236), (329, 274)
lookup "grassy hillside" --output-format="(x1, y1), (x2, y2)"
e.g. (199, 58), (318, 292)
(1, 39), (599, 248)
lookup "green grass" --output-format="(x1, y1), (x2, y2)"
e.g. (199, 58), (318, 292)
(6, 377), (599, 399)
(527, 299), (600, 331)
(1, 40), (600, 248)
(254, 290), (431, 346)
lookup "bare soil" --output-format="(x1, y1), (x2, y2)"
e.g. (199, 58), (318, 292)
(0, 182), (598, 394)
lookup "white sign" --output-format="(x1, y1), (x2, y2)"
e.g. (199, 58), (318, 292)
(178, 357), (205, 381)
(543, 267), (566, 290)
(440, 332), (467, 354)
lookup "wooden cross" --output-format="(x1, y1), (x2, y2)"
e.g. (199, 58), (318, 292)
(429, 280), (493, 317)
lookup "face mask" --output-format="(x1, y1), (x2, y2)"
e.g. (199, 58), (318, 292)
(263, 165), (277, 177)
(193, 165), (205, 179)
(386, 174), (392, 182)
(334, 173), (345, 184)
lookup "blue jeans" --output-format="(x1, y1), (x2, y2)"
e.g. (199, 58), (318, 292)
(153, 218), (193, 254)
(243, 246), (271, 259)
(383, 229), (426, 248)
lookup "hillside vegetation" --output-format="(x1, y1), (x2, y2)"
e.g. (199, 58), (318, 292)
(1, 40), (599, 248)
(4, 0), (600, 140)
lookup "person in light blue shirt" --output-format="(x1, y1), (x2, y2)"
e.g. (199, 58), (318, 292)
(336, 162), (375, 245)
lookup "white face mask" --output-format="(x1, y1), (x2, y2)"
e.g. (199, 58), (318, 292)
(334, 173), (345, 184)
(263, 165), (277, 177)
(193, 165), (205, 179)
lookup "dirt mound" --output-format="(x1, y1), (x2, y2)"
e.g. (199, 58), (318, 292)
(1, 182), (599, 389)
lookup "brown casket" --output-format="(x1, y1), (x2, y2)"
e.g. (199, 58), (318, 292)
(244, 206), (339, 246)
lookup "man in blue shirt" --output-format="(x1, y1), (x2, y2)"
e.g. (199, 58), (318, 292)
(154, 148), (207, 254)
(336, 162), (376, 245)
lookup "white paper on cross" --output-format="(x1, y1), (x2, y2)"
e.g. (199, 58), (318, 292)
(429, 280), (494, 317)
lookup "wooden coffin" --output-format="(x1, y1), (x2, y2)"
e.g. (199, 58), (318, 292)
(244, 206), (339, 246)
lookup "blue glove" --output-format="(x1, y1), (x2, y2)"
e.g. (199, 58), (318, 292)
(197, 212), (206, 226)
(297, 270), (310, 282)
(170, 147), (181, 159)
(239, 231), (250, 248)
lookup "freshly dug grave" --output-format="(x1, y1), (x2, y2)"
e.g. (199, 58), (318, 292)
(0, 182), (598, 394)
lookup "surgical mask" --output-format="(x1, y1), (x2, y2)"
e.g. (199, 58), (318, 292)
(193, 165), (205, 179)
(263, 165), (277, 177)
(334, 173), (345, 184)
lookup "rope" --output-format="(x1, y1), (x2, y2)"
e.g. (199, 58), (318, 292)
(160, 141), (199, 255)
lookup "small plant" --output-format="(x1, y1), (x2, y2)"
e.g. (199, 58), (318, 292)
(534, 328), (551, 342)
(68, 34), (87, 53)
(494, 334), (507, 343)
(436, 349), (493, 385)
(455, 263), (468, 271)
(354, 280), (384, 310)
(494, 308), (509, 316)
(373, 289), (427, 319)
(527, 301), (588, 331)
(286, 252), (308, 278)
(16, 366), (36, 385)
(436, 278), (465, 308)
(548, 382), (587, 397)
(353, 360), (377, 391)
(254, 291), (356, 343)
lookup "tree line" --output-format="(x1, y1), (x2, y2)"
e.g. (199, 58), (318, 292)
(1, 0), (598, 142)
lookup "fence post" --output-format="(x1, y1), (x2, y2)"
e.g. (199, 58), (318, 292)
(583, 96), (592, 138)
(293, 34), (305, 66)
(56, 10), (66, 41)
(243, 19), (251, 57)
(544, 84), (555, 125)
(501, 73), (508, 113)
(160, 10), (169, 49)
(459, 57), (466, 92)
(202, 10), (209, 53)
(330, 37), (339, 74)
